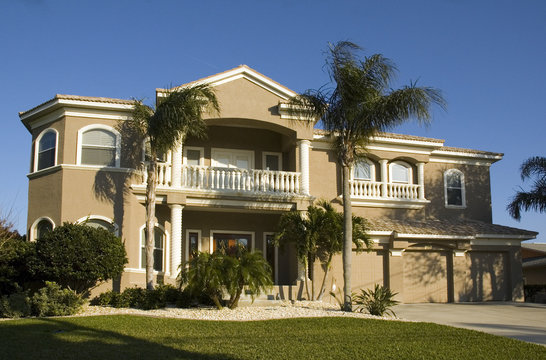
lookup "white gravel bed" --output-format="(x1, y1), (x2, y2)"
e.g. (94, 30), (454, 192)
(75, 301), (400, 322)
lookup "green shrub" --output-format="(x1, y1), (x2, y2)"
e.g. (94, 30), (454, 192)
(0, 238), (35, 295)
(354, 284), (399, 317)
(31, 223), (128, 296)
(0, 291), (32, 318)
(92, 285), (184, 310)
(31, 281), (84, 317)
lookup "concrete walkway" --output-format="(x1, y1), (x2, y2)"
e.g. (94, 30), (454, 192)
(395, 302), (546, 346)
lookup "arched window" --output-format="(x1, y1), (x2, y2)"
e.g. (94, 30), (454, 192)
(353, 159), (375, 181)
(31, 217), (55, 241)
(389, 161), (412, 183)
(78, 125), (120, 167)
(444, 169), (465, 207)
(140, 225), (165, 272)
(35, 129), (57, 171)
(77, 216), (118, 234)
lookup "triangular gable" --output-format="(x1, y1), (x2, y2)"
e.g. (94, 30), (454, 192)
(158, 65), (298, 100)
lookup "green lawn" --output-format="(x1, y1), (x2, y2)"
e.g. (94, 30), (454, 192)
(0, 316), (544, 359)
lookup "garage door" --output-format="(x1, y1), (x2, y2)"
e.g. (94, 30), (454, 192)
(403, 251), (449, 303)
(466, 252), (508, 301)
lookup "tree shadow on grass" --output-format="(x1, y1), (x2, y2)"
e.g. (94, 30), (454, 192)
(0, 316), (238, 360)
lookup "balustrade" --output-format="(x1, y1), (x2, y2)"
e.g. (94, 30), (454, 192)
(350, 179), (422, 201)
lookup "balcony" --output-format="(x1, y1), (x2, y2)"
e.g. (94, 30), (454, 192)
(349, 179), (428, 209)
(139, 163), (305, 197)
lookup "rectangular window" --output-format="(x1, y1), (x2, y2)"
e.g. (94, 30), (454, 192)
(188, 231), (199, 259)
(265, 154), (280, 171)
(213, 233), (251, 254)
(186, 150), (201, 166)
(265, 234), (276, 282)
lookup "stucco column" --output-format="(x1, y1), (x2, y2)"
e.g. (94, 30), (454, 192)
(170, 204), (183, 278)
(509, 247), (524, 301)
(379, 159), (388, 198)
(298, 140), (311, 195)
(171, 142), (183, 188)
(417, 162), (425, 200)
(388, 249), (404, 303)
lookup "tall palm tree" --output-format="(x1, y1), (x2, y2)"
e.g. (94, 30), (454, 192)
(289, 41), (445, 310)
(129, 84), (219, 289)
(507, 156), (546, 220)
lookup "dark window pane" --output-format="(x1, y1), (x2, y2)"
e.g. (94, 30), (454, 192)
(187, 150), (201, 166)
(36, 220), (53, 240)
(447, 173), (461, 188)
(447, 188), (462, 206)
(39, 132), (56, 152)
(266, 234), (275, 281)
(154, 249), (163, 271)
(265, 155), (279, 171)
(38, 148), (55, 170)
(189, 232), (198, 259)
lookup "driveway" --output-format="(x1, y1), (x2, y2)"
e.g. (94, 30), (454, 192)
(395, 302), (546, 346)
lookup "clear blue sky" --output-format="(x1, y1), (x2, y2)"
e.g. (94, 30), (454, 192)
(1, 0), (545, 241)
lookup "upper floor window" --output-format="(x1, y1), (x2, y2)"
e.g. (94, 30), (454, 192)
(390, 161), (412, 183)
(353, 158), (374, 181)
(444, 169), (465, 207)
(35, 129), (57, 171)
(263, 152), (282, 171)
(78, 125), (120, 167)
(184, 146), (204, 166)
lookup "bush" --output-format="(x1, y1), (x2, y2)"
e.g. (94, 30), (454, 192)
(354, 284), (399, 317)
(31, 282), (84, 317)
(0, 238), (35, 296)
(31, 223), (128, 296)
(91, 285), (184, 310)
(0, 291), (32, 318)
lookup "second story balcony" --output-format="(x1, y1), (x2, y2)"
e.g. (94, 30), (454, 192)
(141, 163), (304, 197)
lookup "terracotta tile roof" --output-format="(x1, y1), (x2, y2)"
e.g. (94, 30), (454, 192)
(522, 243), (546, 254)
(20, 94), (134, 116)
(366, 218), (537, 238)
(313, 129), (445, 144)
(435, 146), (503, 158)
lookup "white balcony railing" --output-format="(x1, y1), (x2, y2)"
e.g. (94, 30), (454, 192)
(140, 163), (303, 196)
(350, 179), (422, 200)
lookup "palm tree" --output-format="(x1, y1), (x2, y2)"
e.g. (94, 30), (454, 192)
(275, 201), (371, 300)
(129, 85), (219, 289)
(288, 42), (445, 310)
(507, 156), (546, 220)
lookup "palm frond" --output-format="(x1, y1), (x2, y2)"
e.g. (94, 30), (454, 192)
(520, 156), (546, 180)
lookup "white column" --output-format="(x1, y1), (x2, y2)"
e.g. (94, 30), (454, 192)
(171, 142), (183, 188)
(417, 162), (425, 200)
(298, 139), (311, 195)
(379, 159), (388, 198)
(170, 204), (183, 278)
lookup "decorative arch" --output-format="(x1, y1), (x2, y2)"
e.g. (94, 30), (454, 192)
(34, 128), (59, 172)
(76, 124), (121, 167)
(76, 215), (119, 235)
(30, 216), (55, 242)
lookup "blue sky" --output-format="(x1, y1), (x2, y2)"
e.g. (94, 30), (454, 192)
(1, 0), (545, 241)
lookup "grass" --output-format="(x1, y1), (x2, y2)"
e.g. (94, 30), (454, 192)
(0, 316), (544, 359)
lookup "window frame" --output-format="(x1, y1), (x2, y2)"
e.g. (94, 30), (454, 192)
(34, 128), (59, 172)
(185, 229), (202, 262)
(183, 146), (205, 166)
(139, 223), (169, 274)
(30, 216), (55, 242)
(210, 230), (255, 253)
(76, 215), (119, 235)
(444, 169), (466, 208)
(263, 232), (278, 284)
(211, 148), (255, 169)
(76, 124), (121, 167)
(262, 152), (283, 171)
(352, 158), (375, 181)
(389, 161), (413, 184)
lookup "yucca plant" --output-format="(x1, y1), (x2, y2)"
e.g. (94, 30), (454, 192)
(354, 284), (399, 317)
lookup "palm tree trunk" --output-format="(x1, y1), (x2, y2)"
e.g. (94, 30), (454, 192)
(303, 258), (311, 300)
(342, 165), (353, 311)
(317, 254), (333, 301)
(145, 158), (158, 290)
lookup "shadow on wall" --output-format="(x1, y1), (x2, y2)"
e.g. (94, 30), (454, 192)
(425, 163), (493, 222)
(460, 252), (508, 301)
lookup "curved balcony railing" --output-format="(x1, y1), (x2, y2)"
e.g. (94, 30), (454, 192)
(350, 179), (422, 200)
(140, 163), (303, 196)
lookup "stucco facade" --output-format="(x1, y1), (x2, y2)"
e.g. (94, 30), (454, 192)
(20, 65), (537, 302)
